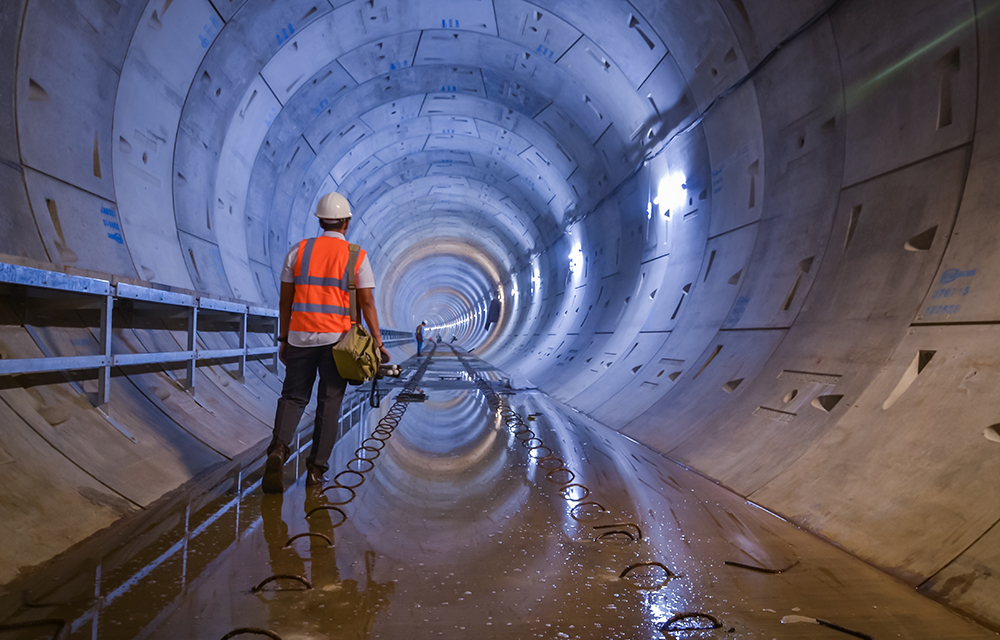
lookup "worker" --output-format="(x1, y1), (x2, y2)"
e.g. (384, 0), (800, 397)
(415, 321), (426, 356)
(264, 192), (390, 493)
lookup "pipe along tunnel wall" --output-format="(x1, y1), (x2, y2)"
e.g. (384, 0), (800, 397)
(1, 0), (999, 629)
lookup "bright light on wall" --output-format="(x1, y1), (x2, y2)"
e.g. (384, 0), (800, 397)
(511, 277), (519, 300)
(653, 172), (687, 214)
(531, 260), (541, 295)
(568, 242), (583, 273)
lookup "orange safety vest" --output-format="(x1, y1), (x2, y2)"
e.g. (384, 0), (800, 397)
(289, 236), (365, 334)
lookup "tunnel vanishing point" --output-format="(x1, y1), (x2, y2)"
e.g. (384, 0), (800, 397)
(1, 0), (1000, 635)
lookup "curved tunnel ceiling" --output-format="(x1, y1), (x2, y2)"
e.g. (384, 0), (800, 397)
(138, 0), (691, 339)
(5, 0), (1000, 628)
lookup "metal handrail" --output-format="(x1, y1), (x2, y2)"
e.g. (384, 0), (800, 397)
(0, 261), (279, 406)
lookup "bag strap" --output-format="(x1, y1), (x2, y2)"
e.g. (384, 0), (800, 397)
(346, 244), (360, 324)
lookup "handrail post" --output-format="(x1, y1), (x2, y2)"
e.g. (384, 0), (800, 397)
(186, 306), (198, 391)
(97, 293), (113, 407)
(269, 316), (279, 373)
(237, 310), (247, 381)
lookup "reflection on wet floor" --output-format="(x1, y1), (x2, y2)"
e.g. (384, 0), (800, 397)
(3, 347), (997, 639)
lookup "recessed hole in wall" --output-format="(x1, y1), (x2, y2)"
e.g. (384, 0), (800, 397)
(724, 47), (738, 64)
(205, 206), (211, 230)
(141, 152), (148, 164)
(704, 250), (717, 282)
(905, 226), (938, 252)
(201, 71), (211, 85)
(985, 425), (1000, 443)
(711, 67), (718, 77)
(215, 87), (221, 97)
(148, 10), (163, 30)
(668, 371), (681, 381)
(188, 248), (201, 277)
(699, 189), (708, 200)
(783, 389), (798, 403)
(650, 289), (657, 300)
(628, 14), (656, 50)
(937, 47), (960, 130)
(728, 270), (741, 285)
(693, 345), (722, 379)
(883, 350), (935, 410)
(632, 365), (642, 374)
(92, 132), (102, 178)
(657, 370), (664, 377)
(731, 0), (750, 24)
(670, 283), (692, 320)
(45, 198), (62, 237)
(798, 136), (805, 149)
(747, 160), (759, 209)
(176, 172), (186, 185)
(722, 378), (743, 393)
(302, 6), (318, 20)
(118, 136), (132, 153)
(811, 394), (843, 413)
(28, 78), (50, 102)
(845, 205), (862, 252)
(782, 257), (814, 311)
(163, 0), (174, 15)
(625, 296), (630, 304)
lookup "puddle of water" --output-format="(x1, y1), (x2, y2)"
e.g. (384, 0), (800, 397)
(1, 352), (995, 639)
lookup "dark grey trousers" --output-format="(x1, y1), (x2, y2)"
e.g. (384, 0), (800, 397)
(271, 343), (347, 471)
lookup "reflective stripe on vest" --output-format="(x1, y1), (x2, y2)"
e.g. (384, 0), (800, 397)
(289, 237), (364, 334)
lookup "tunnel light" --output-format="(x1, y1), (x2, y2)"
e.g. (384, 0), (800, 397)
(531, 261), (541, 295)
(568, 242), (583, 273)
(511, 277), (519, 300)
(654, 172), (687, 214)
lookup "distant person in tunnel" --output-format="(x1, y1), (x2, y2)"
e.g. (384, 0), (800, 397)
(264, 192), (391, 494)
(415, 320), (426, 356)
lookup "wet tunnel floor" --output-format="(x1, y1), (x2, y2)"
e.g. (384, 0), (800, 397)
(4, 349), (996, 639)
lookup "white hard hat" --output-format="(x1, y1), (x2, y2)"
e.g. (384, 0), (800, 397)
(315, 192), (352, 219)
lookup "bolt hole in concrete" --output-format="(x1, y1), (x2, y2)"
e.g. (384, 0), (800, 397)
(883, 350), (935, 410)
(985, 424), (1000, 443)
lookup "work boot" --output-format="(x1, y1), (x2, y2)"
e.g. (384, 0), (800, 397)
(262, 442), (288, 494)
(305, 464), (326, 487)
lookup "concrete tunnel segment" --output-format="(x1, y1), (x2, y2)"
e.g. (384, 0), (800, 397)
(1, 0), (999, 628)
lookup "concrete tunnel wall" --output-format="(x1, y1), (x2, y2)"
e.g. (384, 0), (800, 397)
(1, 0), (999, 627)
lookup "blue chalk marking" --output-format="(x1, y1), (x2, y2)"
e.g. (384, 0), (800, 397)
(728, 296), (750, 324)
(102, 220), (120, 231)
(926, 304), (961, 315)
(107, 232), (124, 245)
(100, 206), (116, 217)
(940, 268), (976, 284)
